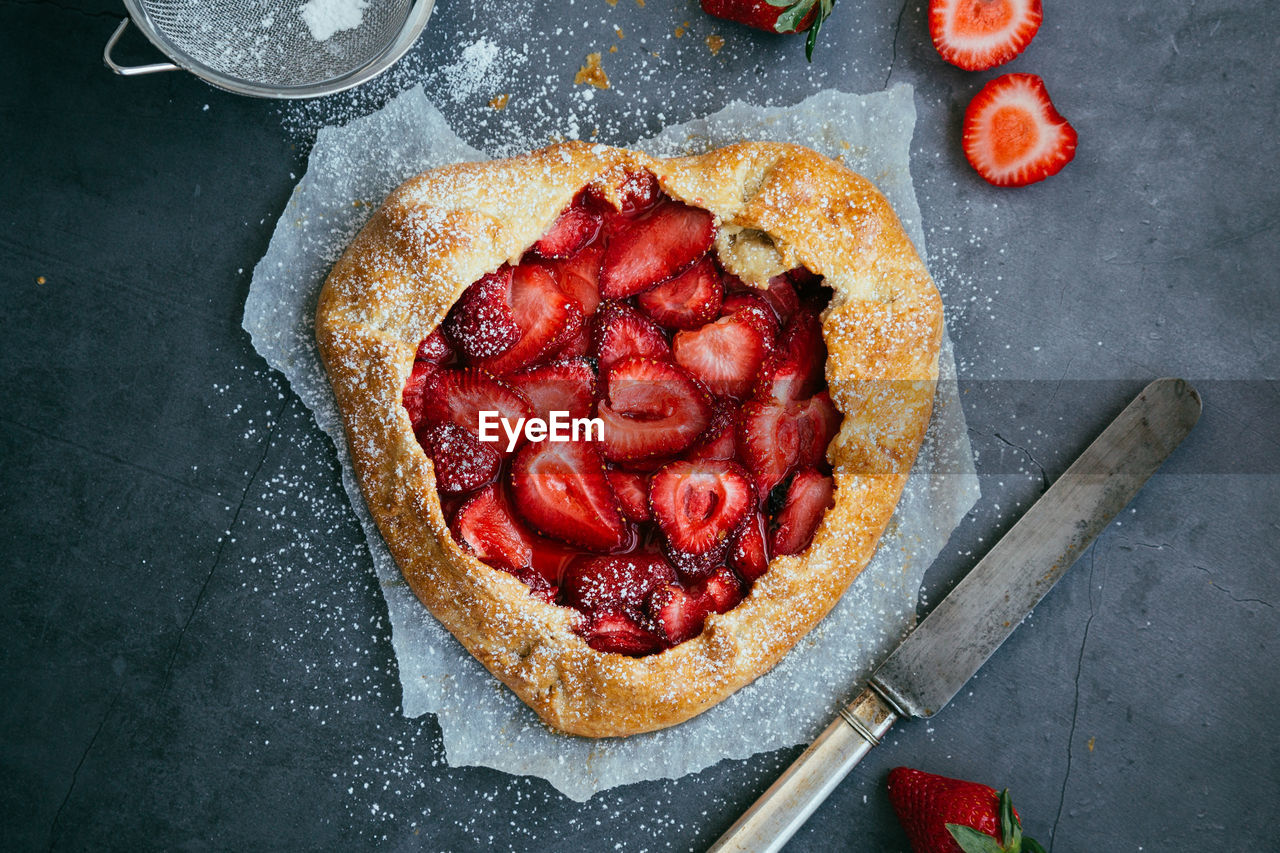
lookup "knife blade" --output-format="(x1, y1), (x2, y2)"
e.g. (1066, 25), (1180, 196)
(708, 377), (1201, 853)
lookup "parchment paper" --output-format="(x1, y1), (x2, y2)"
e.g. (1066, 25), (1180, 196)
(244, 84), (979, 801)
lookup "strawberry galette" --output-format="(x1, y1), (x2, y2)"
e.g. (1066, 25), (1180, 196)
(316, 141), (942, 737)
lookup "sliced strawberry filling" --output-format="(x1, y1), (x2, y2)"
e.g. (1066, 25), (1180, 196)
(404, 172), (845, 656)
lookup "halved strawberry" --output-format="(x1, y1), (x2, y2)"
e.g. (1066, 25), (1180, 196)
(443, 268), (522, 361)
(534, 202), (602, 259)
(598, 358), (712, 462)
(758, 309), (826, 403)
(583, 611), (664, 655)
(416, 422), (502, 493)
(509, 439), (627, 551)
(648, 584), (710, 644)
(451, 485), (531, 572)
(561, 553), (676, 614)
(415, 328), (454, 364)
(478, 263), (585, 375)
(695, 566), (744, 614)
(737, 399), (802, 496)
(929, 0), (1042, 71)
(590, 302), (671, 374)
(770, 468), (835, 555)
(730, 512), (770, 581)
(721, 290), (780, 338)
(636, 255), (724, 330)
(402, 360), (438, 430)
(962, 73), (1077, 187)
(419, 368), (534, 447)
(686, 401), (738, 463)
(673, 305), (773, 398)
(509, 357), (595, 422)
(649, 460), (754, 555)
(794, 392), (841, 466)
(543, 242), (603, 316)
(606, 469), (651, 522)
(599, 201), (715, 299)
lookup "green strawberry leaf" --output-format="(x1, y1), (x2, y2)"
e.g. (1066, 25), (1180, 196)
(947, 824), (1006, 853)
(772, 0), (817, 35)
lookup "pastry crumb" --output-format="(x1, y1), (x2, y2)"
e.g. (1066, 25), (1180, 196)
(574, 53), (610, 89)
(635, 0), (644, 6)
(606, 0), (617, 5)
(489, 93), (510, 110)
(615, 26), (624, 38)
(674, 25), (685, 37)
(35, 275), (46, 285)
(609, 45), (618, 53)
(706, 34), (724, 54)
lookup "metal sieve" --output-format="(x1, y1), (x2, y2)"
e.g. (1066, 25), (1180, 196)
(103, 0), (433, 98)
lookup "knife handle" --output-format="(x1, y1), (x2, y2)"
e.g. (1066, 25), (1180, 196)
(707, 688), (898, 853)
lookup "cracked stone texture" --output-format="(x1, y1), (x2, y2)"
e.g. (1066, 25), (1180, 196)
(1, 0), (1276, 850)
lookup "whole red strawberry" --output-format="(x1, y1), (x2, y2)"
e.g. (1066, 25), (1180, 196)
(886, 767), (1046, 853)
(700, 0), (836, 60)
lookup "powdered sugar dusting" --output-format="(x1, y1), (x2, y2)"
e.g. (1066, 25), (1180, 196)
(245, 85), (979, 802)
(300, 0), (369, 42)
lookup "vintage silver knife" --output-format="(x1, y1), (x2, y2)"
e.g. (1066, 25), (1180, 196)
(708, 377), (1201, 853)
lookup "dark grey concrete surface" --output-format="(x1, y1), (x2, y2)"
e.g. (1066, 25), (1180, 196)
(2, 0), (1276, 849)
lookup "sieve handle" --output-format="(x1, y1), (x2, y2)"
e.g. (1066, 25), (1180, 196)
(103, 19), (180, 76)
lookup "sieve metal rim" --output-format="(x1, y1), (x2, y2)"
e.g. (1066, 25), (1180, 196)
(104, 0), (434, 99)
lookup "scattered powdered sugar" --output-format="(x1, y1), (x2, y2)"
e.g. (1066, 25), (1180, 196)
(439, 38), (510, 102)
(300, 0), (369, 42)
(244, 85), (979, 801)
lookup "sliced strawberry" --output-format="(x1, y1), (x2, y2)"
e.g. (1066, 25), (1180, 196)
(721, 290), (780, 338)
(606, 469), (651, 522)
(543, 242), (603, 316)
(451, 485), (531, 572)
(561, 553), (676, 614)
(665, 540), (729, 582)
(443, 268), (521, 362)
(730, 512), (770, 581)
(478, 263), (585, 375)
(737, 399), (802, 496)
(758, 309), (825, 403)
(686, 401), (738, 463)
(590, 302), (671, 374)
(962, 73), (1077, 187)
(761, 274), (800, 324)
(794, 392), (841, 466)
(673, 305), (773, 398)
(599, 200), (715, 299)
(415, 328), (454, 364)
(509, 439), (627, 551)
(416, 422), (502, 493)
(648, 584), (710, 645)
(583, 611), (664, 655)
(588, 169), (662, 216)
(419, 368), (534, 447)
(534, 203), (602, 259)
(550, 322), (591, 359)
(509, 358), (595, 423)
(649, 460), (754, 555)
(695, 566), (744, 614)
(770, 468), (835, 555)
(636, 255), (724, 330)
(527, 534), (581, 588)
(402, 360), (438, 430)
(929, 0), (1042, 71)
(597, 358), (712, 462)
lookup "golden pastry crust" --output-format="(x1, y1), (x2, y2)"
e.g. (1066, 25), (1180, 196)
(315, 141), (942, 737)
